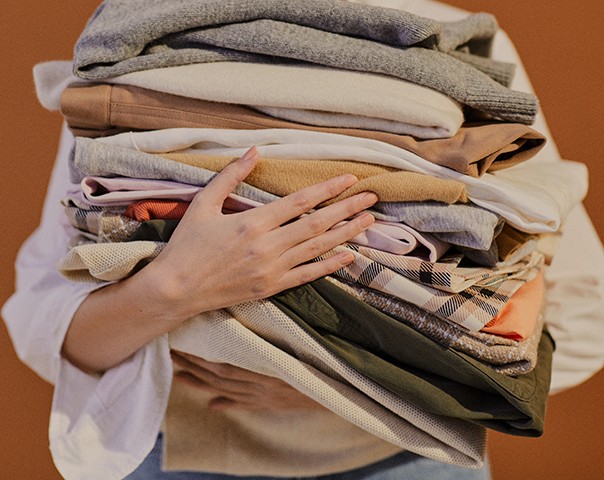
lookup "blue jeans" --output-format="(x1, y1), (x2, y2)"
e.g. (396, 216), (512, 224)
(125, 434), (491, 480)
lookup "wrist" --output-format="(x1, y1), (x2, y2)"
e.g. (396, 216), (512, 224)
(135, 260), (208, 326)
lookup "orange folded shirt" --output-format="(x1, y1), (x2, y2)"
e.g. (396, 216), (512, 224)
(125, 199), (190, 221)
(481, 270), (545, 340)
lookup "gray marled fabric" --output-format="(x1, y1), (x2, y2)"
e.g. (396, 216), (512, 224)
(166, 21), (533, 123)
(371, 201), (503, 251)
(72, 0), (535, 123)
(69, 137), (280, 205)
(74, 0), (498, 71)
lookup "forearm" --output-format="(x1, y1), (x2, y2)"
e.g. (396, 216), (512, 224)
(62, 264), (186, 374)
(62, 148), (377, 374)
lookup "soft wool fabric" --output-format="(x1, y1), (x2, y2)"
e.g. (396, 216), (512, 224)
(88, 128), (588, 233)
(73, 0), (499, 74)
(372, 202), (502, 251)
(72, 18), (535, 123)
(156, 19), (535, 123)
(59, 82), (545, 176)
(161, 152), (468, 205)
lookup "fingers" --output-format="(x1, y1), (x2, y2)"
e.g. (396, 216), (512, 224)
(249, 173), (360, 230)
(171, 351), (259, 396)
(279, 211), (374, 272)
(171, 351), (326, 411)
(189, 146), (259, 215)
(276, 191), (378, 252)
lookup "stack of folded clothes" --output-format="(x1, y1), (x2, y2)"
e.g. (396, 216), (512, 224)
(34, 0), (589, 476)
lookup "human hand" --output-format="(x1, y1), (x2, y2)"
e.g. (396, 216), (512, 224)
(171, 350), (324, 410)
(144, 146), (377, 322)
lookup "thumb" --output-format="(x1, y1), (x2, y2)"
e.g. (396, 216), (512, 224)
(191, 146), (259, 213)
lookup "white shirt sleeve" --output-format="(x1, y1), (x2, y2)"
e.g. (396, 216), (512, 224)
(1, 124), (172, 479)
(2, 124), (102, 384)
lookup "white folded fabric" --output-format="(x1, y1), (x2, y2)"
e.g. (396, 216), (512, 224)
(33, 60), (464, 138)
(95, 128), (589, 233)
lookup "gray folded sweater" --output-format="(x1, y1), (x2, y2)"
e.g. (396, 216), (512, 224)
(72, 0), (536, 123)
(74, 0), (498, 69)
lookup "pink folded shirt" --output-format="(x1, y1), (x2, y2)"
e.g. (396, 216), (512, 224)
(84, 175), (451, 260)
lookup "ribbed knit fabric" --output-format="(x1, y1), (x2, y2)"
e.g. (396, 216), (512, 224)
(70, 0), (537, 123)
(162, 19), (536, 123)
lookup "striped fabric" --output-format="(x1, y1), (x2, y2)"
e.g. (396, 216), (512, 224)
(320, 244), (543, 331)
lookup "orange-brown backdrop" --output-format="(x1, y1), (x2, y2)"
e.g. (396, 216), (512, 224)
(2, 1), (602, 479)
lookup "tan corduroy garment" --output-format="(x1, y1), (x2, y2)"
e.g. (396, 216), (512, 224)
(161, 152), (468, 205)
(61, 83), (546, 177)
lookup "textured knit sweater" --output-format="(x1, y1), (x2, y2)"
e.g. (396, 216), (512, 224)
(74, 0), (499, 72)
(71, 0), (537, 123)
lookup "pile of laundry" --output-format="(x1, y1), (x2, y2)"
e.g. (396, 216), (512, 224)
(33, 0), (588, 477)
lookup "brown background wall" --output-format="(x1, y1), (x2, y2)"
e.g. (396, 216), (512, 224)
(1, 1), (602, 479)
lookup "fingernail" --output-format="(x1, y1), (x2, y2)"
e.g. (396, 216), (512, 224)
(240, 146), (258, 162)
(357, 212), (375, 228)
(361, 192), (379, 207)
(338, 174), (358, 188)
(338, 251), (355, 265)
